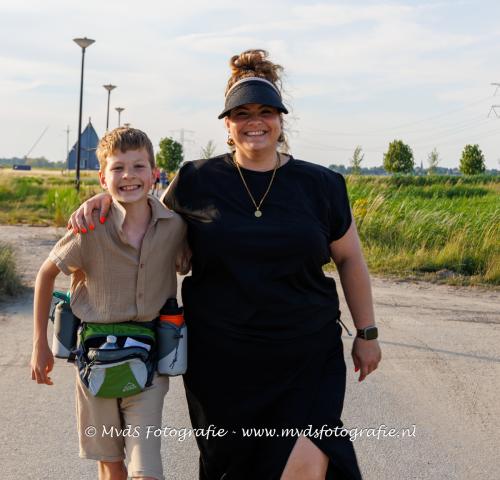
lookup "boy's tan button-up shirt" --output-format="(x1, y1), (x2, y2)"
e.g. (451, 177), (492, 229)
(49, 195), (186, 323)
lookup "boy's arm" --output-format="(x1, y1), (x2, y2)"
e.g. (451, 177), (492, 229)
(176, 238), (192, 275)
(31, 259), (61, 385)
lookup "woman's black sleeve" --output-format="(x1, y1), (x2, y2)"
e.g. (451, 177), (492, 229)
(327, 171), (352, 242)
(161, 163), (193, 214)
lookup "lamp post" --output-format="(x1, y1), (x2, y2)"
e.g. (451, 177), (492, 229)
(64, 125), (70, 171)
(103, 84), (116, 131)
(73, 37), (95, 192)
(115, 107), (125, 127)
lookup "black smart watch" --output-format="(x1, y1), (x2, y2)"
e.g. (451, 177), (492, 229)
(356, 326), (378, 340)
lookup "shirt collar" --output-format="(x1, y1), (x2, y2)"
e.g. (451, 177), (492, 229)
(149, 194), (175, 221)
(110, 194), (174, 233)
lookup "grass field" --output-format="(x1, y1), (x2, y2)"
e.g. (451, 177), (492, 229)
(0, 168), (498, 286)
(0, 168), (100, 226)
(339, 174), (500, 286)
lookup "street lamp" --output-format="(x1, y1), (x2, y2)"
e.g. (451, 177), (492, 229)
(115, 107), (125, 127)
(103, 84), (116, 131)
(73, 36), (95, 192)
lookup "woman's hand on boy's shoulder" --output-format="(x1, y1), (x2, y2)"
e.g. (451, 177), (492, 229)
(67, 193), (112, 234)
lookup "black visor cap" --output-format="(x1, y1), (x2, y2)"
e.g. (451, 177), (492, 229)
(218, 80), (288, 119)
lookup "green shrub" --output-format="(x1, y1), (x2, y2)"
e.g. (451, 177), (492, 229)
(459, 144), (486, 175)
(46, 188), (84, 226)
(0, 243), (23, 298)
(383, 140), (414, 173)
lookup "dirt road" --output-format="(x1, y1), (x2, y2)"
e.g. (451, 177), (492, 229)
(1, 225), (498, 479)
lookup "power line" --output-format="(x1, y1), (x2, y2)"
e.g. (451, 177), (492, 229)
(299, 95), (493, 138)
(488, 105), (500, 118)
(170, 128), (195, 150)
(419, 127), (500, 149)
(486, 82), (500, 117)
(64, 125), (71, 168)
(294, 118), (498, 153)
(293, 136), (383, 154)
(25, 126), (49, 158)
(302, 113), (488, 139)
(405, 117), (493, 145)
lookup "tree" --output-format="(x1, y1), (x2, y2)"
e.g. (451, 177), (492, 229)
(350, 146), (364, 175)
(201, 140), (217, 159)
(459, 144), (485, 175)
(427, 148), (440, 175)
(156, 137), (183, 173)
(383, 140), (414, 174)
(328, 164), (348, 175)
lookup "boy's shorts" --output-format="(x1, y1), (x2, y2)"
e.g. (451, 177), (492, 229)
(75, 370), (169, 480)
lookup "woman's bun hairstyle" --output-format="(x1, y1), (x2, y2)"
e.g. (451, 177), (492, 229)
(225, 49), (283, 95)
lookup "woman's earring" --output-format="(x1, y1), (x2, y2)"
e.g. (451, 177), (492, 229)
(278, 132), (285, 143)
(227, 135), (235, 147)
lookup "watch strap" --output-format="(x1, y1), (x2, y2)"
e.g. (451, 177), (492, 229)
(356, 326), (378, 340)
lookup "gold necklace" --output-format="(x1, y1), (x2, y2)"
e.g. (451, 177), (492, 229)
(233, 152), (280, 218)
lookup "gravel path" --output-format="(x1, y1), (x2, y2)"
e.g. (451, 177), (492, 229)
(0, 225), (499, 480)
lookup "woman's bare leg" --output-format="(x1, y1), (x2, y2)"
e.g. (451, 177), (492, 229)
(281, 435), (329, 480)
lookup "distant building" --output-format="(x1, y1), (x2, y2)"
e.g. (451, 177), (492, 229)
(67, 119), (99, 170)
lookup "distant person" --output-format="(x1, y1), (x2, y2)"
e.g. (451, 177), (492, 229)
(152, 168), (161, 196)
(160, 169), (168, 189)
(69, 50), (381, 479)
(31, 127), (186, 480)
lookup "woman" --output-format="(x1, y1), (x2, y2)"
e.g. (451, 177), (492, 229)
(70, 50), (381, 480)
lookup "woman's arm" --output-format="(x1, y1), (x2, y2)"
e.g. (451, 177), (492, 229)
(330, 219), (382, 382)
(67, 193), (112, 233)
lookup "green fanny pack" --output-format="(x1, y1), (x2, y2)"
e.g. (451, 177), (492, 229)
(75, 322), (157, 399)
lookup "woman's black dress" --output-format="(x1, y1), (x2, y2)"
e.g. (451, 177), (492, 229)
(164, 154), (363, 480)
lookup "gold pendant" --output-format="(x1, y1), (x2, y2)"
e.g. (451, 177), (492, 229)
(254, 210), (262, 218)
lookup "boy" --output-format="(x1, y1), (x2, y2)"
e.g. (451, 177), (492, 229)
(31, 127), (186, 480)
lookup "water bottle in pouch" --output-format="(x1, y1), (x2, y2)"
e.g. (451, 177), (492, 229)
(51, 298), (80, 359)
(157, 298), (187, 375)
(100, 335), (118, 350)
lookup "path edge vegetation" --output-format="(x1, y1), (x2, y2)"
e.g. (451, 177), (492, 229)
(0, 242), (24, 299)
(325, 173), (499, 287)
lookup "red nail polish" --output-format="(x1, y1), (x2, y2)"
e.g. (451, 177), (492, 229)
(81, 228), (87, 234)
(355, 367), (359, 372)
(100, 216), (106, 224)
(89, 225), (95, 231)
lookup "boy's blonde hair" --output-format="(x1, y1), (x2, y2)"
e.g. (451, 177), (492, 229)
(96, 127), (155, 171)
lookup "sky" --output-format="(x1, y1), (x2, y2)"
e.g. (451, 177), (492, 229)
(1, 0), (499, 169)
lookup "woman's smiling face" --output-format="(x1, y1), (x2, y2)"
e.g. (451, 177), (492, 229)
(225, 103), (282, 156)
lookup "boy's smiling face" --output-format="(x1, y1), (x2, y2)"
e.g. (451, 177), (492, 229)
(99, 148), (156, 204)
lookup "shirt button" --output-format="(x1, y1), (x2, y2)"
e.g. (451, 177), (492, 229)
(140, 263), (144, 268)
(138, 293), (143, 298)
